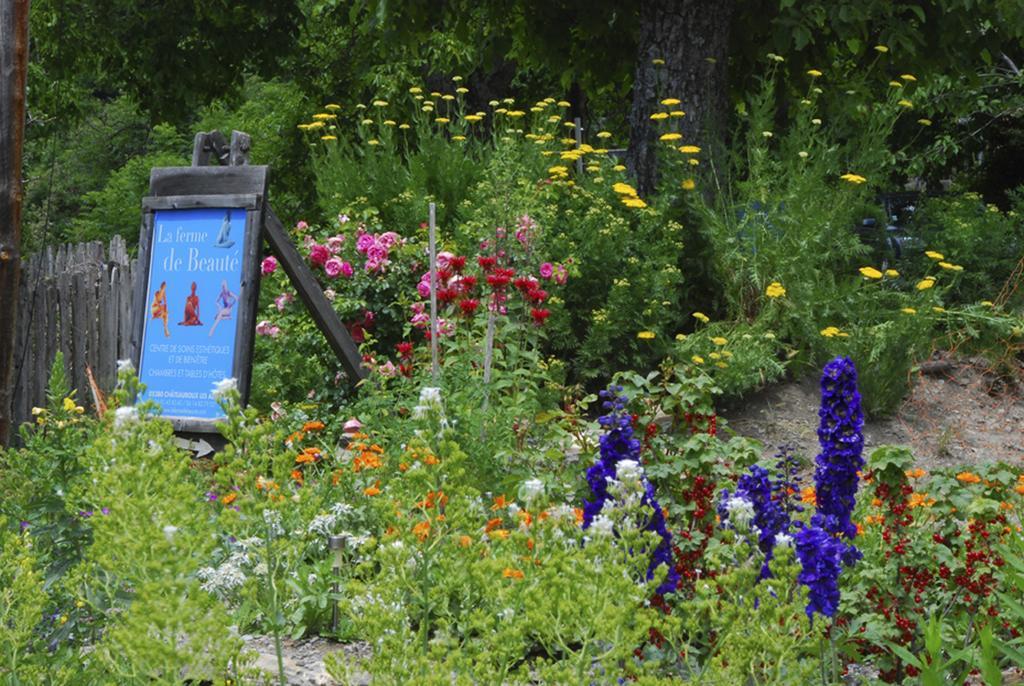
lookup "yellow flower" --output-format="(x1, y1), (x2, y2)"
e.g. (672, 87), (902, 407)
(652, 58), (665, 65)
(442, 94), (455, 101)
(596, 131), (612, 139)
(613, 182), (638, 196)
(897, 99), (914, 109)
(675, 333), (687, 341)
(932, 307), (946, 313)
(661, 98), (681, 106)
(312, 113), (336, 120)
(688, 158), (700, 166)
(637, 331), (656, 340)
(938, 261), (956, 270)
(557, 100), (571, 107)
(681, 179), (696, 191)
(900, 74), (917, 82)
(798, 150), (809, 158)
(859, 266), (883, 279)
(456, 87), (469, 94)
(917, 118), (932, 126)
(889, 80), (903, 88)
(372, 99), (388, 107)
(383, 120), (396, 126)
(811, 118), (822, 125)
(360, 118), (373, 125)
(367, 139), (380, 146)
(925, 250), (944, 260)
(612, 164), (626, 172)
(452, 75), (463, 82)
(716, 361), (729, 369)
(820, 326), (847, 338)
(452, 135), (466, 141)
(399, 123), (410, 130)
(885, 269), (899, 278)
(691, 355), (704, 364)
(659, 132), (682, 141)
(693, 312), (710, 323)
(669, 110), (686, 117)
(678, 145), (701, 154)
(916, 278), (936, 291)
(874, 45), (889, 53)
(980, 300), (994, 307)
(711, 336), (728, 346)
(622, 197), (647, 209)
(320, 135), (337, 141)
(434, 117), (450, 124)
(807, 69), (823, 77)
(464, 114), (483, 123)
(761, 130), (773, 138)
(507, 110), (526, 118)
(841, 173), (867, 184)
(650, 112), (669, 120)
(900, 307), (917, 314)
(324, 103), (341, 111)
(765, 281), (786, 298)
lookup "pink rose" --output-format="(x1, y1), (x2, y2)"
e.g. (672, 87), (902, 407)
(435, 251), (454, 271)
(338, 214), (350, 224)
(261, 256), (278, 276)
(323, 288), (336, 301)
(355, 233), (375, 253)
(539, 262), (554, 279)
(256, 320), (281, 338)
(309, 243), (329, 267)
(554, 264), (568, 285)
(296, 221), (309, 231)
(274, 293), (293, 311)
(377, 360), (398, 378)
(324, 257), (343, 278)
(378, 231), (401, 249)
(417, 279), (431, 299)
(340, 261), (353, 277)
(327, 235), (345, 254)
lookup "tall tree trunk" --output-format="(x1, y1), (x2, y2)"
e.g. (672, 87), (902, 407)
(626, 0), (735, 196)
(0, 0), (29, 446)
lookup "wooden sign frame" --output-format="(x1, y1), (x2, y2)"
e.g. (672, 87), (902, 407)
(130, 166), (268, 434)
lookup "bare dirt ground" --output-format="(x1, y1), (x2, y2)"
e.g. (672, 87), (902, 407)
(721, 353), (1024, 471)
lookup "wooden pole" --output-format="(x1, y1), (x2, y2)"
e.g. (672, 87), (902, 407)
(428, 203), (439, 382)
(0, 0), (29, 447)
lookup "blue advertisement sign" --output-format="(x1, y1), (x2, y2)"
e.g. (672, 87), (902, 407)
(138, 208), (246, 419)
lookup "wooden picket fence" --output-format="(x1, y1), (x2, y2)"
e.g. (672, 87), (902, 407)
(9, 235), (137, 431)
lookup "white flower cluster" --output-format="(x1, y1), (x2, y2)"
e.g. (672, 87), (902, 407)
(412, 386), (443, 419)
(724, 495), (755, 531)
(197, 551), (250, 598)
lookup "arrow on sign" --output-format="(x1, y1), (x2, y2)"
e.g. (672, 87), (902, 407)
(173, 436), (215, 458)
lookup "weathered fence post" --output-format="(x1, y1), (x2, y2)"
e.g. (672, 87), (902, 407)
(0, 0), (29, 446)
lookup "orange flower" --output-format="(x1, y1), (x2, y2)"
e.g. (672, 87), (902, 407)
(364, 482), (381, 496)
(399, 462), (409, 472)
(871, 498), (883, 508)
(491, 495), (509, 510)
(290, 469), (304, 484)
(907, 493), (934, 509)
(856, 522), (864, 535)
(296, 453), (316, 464)
(905, 468), (927, 479)
(459, 535), (473, 547)
(956, 472), (981, 484)
(517, 510), (533, 527)
(800, 487), (817, 505)
(502, 567), (524, 580)
(422, 453), (439, 466)
(573, 508), (584, 526)
(285, 430), (306, 445)
(526, 537), (535, 551)
(302, 420), (325, 432)
(1000, 501), (1014, 511)
(331, 469), (344, 486)
(412, 520), (431, 541)
(485, 517), (504, 532)
(221, 492), (237, 505)
(1015, 484), (1024, 496)
(487, 529), (510, 540)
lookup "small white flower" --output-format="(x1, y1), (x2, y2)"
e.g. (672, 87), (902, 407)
(590, 514), (615, 537)
(212, 377), (238, 400)
(418, 387), (442, 405)
(521, 478), (545, 503)
(615, 459), (643, 483)
(162, 525), (179, 542)
(724, 495), (755, 531)
(114, 406), (137, 428)
(116, 359), (134, 373)
(776, 533), (793, 548)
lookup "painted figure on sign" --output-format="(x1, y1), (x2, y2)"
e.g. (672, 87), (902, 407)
(150, 281), (170, 337)
(213, 210), (236, 248)
(178, 281), (202, 326)
(209, 280), (238, 337)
